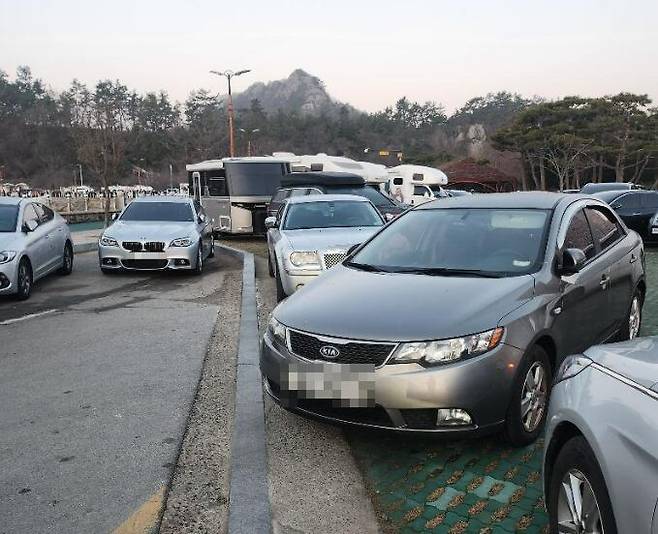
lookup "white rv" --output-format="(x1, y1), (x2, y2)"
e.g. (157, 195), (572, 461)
(386, 165), (448, 206)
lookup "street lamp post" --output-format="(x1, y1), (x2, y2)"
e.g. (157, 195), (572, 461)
(210, 69), (251, 158)
(239, 128), (260, 157)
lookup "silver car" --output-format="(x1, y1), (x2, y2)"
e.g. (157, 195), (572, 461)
(265, 194), (385, 301)
(98, 196), (214, 273)
(544, 338), (658, 534)
(0, 198), (73, 300)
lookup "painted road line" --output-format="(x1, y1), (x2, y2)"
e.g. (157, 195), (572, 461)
(0, 309), (58, 326)
(227, 251), (272, 533)
(112, 486), (165, 534)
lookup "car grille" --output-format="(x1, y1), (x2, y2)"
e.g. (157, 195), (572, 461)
(400, 409), (439, 429)
(322, 251), (347, 269)
(122, 241), (166, 252)
(144, 241), (165, 252)
(122, 241), (143, 252)
(121, 259), (168, 270)
(288, 330), (395, 366)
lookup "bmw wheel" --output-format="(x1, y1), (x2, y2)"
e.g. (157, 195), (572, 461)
(15, 258), (33, 301)
(208, 236), (215, 258)
(194, 242), (204, 275)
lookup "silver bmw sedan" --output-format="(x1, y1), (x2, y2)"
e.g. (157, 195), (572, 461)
(98, 196), (214, 273)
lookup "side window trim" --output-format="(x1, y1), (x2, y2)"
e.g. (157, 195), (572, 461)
(584, 204), (626, 255)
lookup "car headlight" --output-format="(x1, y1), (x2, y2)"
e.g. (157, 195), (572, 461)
(0, 250), (17, 264)
(390, 327), (504, 366)
(268, 315), (287, 345)
(554, 354), (592, 384)
(99, 235), (118, 247)
(170, 237), (193, 247)
(289, 251), (320, 267)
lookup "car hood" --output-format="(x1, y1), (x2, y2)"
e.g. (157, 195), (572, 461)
(584, 337), (658, 390)
(275, 265), (535, 341)
(104, 221), (197, 242)
(0, 232), (22, 250)
(283, 227), (381, 252)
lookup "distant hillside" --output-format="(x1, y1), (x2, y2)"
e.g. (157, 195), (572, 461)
(232, 69), (355, 116)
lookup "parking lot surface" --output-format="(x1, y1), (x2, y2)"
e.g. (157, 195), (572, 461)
(0, 251), (240, 533)
(229, 236), (658, 534)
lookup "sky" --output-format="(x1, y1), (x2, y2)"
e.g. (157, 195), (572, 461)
(2, 0), (657, 113)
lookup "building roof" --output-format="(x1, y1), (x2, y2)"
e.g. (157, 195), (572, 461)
(442, 159), (518, 187)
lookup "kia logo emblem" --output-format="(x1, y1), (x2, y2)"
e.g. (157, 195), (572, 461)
(319, 345), (340, 359)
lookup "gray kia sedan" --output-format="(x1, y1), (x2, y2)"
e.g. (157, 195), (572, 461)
(0, 197), (73, 300)
(261, 192), (645, 446)
(98, 196), (214, 273)
(544, 337), (658, 534)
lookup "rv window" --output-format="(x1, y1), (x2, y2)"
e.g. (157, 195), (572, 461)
(208, 176), (228, 196)
(414, 186), (430, 196)
(392, 178), (403, 186)
(413, 173), (424, 181)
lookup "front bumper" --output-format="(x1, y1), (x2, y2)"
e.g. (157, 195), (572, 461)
(98, 243), (199, 271)
(0, 258), (19, 294)
(260, 330), (524, 434)
(279, 268), (321, 295)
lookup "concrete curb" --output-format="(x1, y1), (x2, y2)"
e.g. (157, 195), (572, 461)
(221, 245), (272, 534)
(73, 242), (98, 254)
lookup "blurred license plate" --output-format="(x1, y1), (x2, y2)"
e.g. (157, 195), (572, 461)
(283, 362), (375, 405)
(652, 228), (658, 234)
(132, 252), (166, 260)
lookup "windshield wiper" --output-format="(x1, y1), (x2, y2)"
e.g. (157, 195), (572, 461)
(386, 267), (504, 278)
(344, 261), (387, 273)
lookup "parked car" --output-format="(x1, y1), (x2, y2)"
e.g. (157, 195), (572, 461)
(445, 189), (473, 197)
(593, 189), (658, 242)
(581, 182), (642, 194)
(261, 192), (645, 445)
(267, 172), (406, 221)
(265, 194), (384, 301)
(543, 337), (658, 534)
(98, 196), (214, 273)
(0, 198), (73, 300)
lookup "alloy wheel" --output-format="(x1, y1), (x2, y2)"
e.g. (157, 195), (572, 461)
(19, 262), (31, 295)
(629, 296), (641, 339)
(520, 362), (547, 432)
(557, 469), (604, 534)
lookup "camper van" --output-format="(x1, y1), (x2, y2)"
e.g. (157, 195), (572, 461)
(386, 164), (448, 206)
(186, 157), (290, 235)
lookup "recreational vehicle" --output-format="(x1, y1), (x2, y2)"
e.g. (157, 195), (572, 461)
(186, 157), (290, 235)
(386, 164), (448, 206)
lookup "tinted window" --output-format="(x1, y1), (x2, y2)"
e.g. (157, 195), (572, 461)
(351, 209), (550, 276)
(565, 210), (595, 259)
(0, 204), (19, 232)
(392, 177), (403, 186)
(288, 189), (307, 197)
(283, 201), (383, 230)
(414, 186), (430, 196)
(207, 176), (227, 196)
(271, 190), (290, 204)
(325, 186), (395, 208)
(39, 204), (55, 222)
(23, 204), (40, 226)
(614, 193), (640, 209)
(641, 193), (658, 209)
(586, 207), (622, 251)
(225, 162), (286, 196)
(120, 202), (194, 222)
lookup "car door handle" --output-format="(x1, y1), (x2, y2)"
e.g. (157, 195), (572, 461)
(599, 275), (610, 289)
(630, 253), (637, 264)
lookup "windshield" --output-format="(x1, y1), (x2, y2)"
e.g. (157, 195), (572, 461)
(592, 191), (625, 203)
(120, 202), (194, 222)
(0, 204), (19, 232)
(325, 186), (394, 208)
(349, 208), (550, 277)
(225, 162), (287, 196)
(283, 201), (383, 230)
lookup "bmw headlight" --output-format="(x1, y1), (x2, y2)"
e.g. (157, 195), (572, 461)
(390, 327), (504, 366)
(0, 250), (17, 264)
(170, 237), (193, 247)
(289, 251), (320, 267)
(554, 354), (592, 384)
(268, 315), (287, 345)
(99, 235), (119, 247)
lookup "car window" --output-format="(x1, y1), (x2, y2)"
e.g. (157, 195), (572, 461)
(585, 207), (622, 251)
(271, 190), (290, 204)
(283, 201), (383, 230)
(288, 189), (307, 197)
(564, 209), (595, 260)
(641, 193), (658, 209)
(614, 193), (640, 209)
(0, 204), (19, 232)
(38, 204), (55, 223)
(326, 186), (395, 208)
(305, 188), (322, 195)
(22, 203), (40, 227)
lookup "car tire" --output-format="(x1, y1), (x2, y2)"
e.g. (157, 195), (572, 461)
(15, 258), (33, 301)
(504, 344), (552, 447)
(208, 236), (215, 258)
(59, 242), (74, 275)
(274, 258), (286, 302)
(614, 289), (643, 341)
(547, 436), (617, 534)
(268, 251), (275, 277)
(194, 242), (204, 275)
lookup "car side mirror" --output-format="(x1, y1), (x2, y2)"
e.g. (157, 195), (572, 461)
(264, 216), (277, 229)
(111, 212), (119, 221)
(611, 203), (621, 210)
(23, 219), (38, 233)
(560, 248), (587, 275)
(198, 214), (206, 224)
(346, 243), (361, 256)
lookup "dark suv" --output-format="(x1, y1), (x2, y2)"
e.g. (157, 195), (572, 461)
(267, 172), (406, 220)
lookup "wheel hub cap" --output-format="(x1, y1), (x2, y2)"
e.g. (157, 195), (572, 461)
(520, 362), (547, 432)
(557, 469), (604, 534)
(629, 297), (640, 339)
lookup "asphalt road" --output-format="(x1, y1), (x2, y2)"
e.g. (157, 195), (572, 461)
(0, 251), (240, 533)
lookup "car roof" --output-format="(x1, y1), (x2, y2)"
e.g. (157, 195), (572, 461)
(0, 197), (24, 206)
(416, 191), (576, 210)
(130, 195), (191, 203)
(286, 194), (370, 205)
(280, 172), (365, 187)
